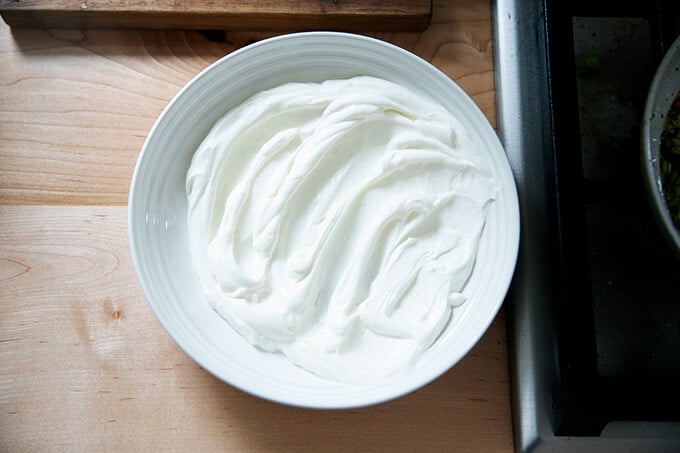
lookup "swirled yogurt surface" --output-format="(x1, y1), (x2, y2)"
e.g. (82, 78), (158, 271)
(186, 76), (495, 384)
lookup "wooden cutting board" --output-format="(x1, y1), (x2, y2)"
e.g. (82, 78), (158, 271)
(0, 0), (431, 31)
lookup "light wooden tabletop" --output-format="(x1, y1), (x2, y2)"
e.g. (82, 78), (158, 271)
(0, 1), (514, 450)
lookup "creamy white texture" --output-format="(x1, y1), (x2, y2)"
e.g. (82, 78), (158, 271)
(186, 76), (495, 384)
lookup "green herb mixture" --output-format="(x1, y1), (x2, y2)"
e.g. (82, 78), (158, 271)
(660, 92), (680, 230)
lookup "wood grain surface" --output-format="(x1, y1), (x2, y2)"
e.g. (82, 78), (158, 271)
(0, 0), (431, 32)
(0, 1), (512, 451)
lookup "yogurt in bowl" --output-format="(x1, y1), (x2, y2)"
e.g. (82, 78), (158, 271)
(185, 76), (496, 384)
(129, 32), (519, 408)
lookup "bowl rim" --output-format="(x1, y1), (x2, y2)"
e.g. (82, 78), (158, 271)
(128, 30), (520, 408)
(641, 34), (680, 259)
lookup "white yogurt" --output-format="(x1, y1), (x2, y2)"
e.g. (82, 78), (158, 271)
(186, 76), (495, 384)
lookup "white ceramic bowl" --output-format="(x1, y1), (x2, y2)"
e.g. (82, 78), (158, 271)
(129, 32), (520, 408)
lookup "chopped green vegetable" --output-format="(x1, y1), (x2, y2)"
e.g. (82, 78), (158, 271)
(660, 91), (680, 229)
